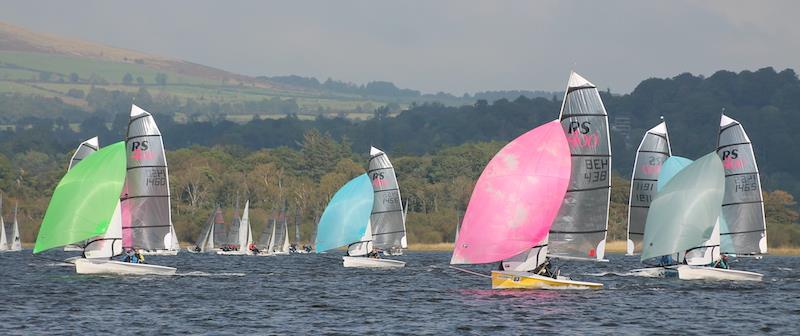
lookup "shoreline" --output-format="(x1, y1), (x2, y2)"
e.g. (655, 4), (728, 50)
(407, 241), (800, 256)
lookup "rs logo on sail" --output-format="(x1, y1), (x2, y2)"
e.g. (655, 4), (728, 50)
(721, 149), (744, 170)
(131, 140), (155, 161)
(566, 121), (599, 149)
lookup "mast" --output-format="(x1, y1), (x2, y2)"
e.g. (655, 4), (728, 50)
(550, 71), (612, 261)
(626, 119), (671, 255)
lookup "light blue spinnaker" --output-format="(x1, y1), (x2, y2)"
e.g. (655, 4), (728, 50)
(656, 156), (693, 191)
(641, 152), (725, 261)
(315, 174), (374, 253)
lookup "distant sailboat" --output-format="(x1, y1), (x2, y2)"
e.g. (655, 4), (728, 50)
(315, 174), (405, 268)
(451, 120), (601, 289)
(627, 120), (671, 255)
(9, 202), (21, 251)
(717, 114), (767, 256)
(64, 136), (100, 252)
(632, 152), (762, 281)
(0, 196), (6, 252)
(217, 200), (254, 255)
(188, 205), (223, 253)
(36, 140), (175, 275)
(270, 206), (291, 255)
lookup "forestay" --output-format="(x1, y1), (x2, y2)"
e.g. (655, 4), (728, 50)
(717, 115), (767, 255)
(641, 152), (725, 261)
(314, 174), (374, 253)
(34, 142), (127, 253)
(551, 72), (612, 261)
(368, 147), (407, 251)
(121, 105), (173, 250)
(627, 122), (671, 255)
(451, 120), (571, 265)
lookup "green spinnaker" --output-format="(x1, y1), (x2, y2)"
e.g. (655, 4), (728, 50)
(641, 152), (725, 261)
(33, 141), (126, 253)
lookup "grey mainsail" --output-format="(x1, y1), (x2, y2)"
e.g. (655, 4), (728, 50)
(368, 147), (407, 251)
(550, 72), (611, 261)
(121, 104), (173, 250)
(717, 114), (767, 255)
(193, 206), (220, 252)
(626, 121), (671, 255)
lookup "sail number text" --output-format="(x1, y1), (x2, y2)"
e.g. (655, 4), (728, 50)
(583, 158), (609, 183)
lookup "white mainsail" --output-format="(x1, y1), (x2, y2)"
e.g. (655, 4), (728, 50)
(10, 202), (21, 251)
(627, 121), (671, 255)
(237, 201), (253, 253)
(347, 219), (373, 256)
(0, 196), (7, 251)
(266, 221), (276, 253)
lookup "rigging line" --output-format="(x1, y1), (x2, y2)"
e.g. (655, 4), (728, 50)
(449, 265), (492, 278)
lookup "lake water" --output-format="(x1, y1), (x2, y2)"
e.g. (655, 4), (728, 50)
(1, 250), (798, 335)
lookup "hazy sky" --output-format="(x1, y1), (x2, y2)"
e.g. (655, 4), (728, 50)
(1, 1), (798, 94)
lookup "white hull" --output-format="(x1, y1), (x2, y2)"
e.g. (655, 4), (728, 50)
(342, 256), (405, 268)
(74, 259), (176, 275)
(63, 246), (83, 252)
(630, 265), (762, 281)
(139, 249), (179, 256)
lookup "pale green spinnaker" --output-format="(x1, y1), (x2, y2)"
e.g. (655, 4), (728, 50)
(34, 141), (126, 253)
(640, 152), (725, 261)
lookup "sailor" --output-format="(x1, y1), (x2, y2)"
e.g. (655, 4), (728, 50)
(193, 246), (201, 252)
(714, 255), (729, 269)
(123, 249), (134, 263)
(135, 249), (145, 264)
(367, 247), (380, 259)
(533, 258), (555, 278)
(248, 242), (260, 254)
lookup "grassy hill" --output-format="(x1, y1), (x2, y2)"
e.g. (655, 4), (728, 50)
(0, 21), (400, 117)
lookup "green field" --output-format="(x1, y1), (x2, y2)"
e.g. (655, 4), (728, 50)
(0, 51), (403, 116)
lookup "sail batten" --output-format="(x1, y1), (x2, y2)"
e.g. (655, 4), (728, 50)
(717, 114), (767, 255)
(451, 120), (571, 265)
(550, 72), (612, 261)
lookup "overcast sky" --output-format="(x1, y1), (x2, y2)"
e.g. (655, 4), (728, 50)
(1, 1), (797, 94)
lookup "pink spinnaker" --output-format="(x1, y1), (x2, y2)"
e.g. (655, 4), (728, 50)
(450, 120), (571, 264)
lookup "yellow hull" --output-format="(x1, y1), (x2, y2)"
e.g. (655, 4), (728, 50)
(491, 271), (603, 289)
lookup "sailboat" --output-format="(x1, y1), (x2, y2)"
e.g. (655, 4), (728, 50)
(315, 174), (404, 267)
(270, 207), (291, 255)
(35, 140), (175, 275)
(451, 119), (601, 288)
(627, 120), (671, 255)
(217, 200), (254, 255)
(717, 114), (767, 257)
(81, 105), (177, 273)
(632, 152), (762, 281)
(9, 202), (21, 251)
(0, 196), (6, 252)
(371, 147), (407, 259)
(188, 205), (223, 253)
(64, 137), (100, 252)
